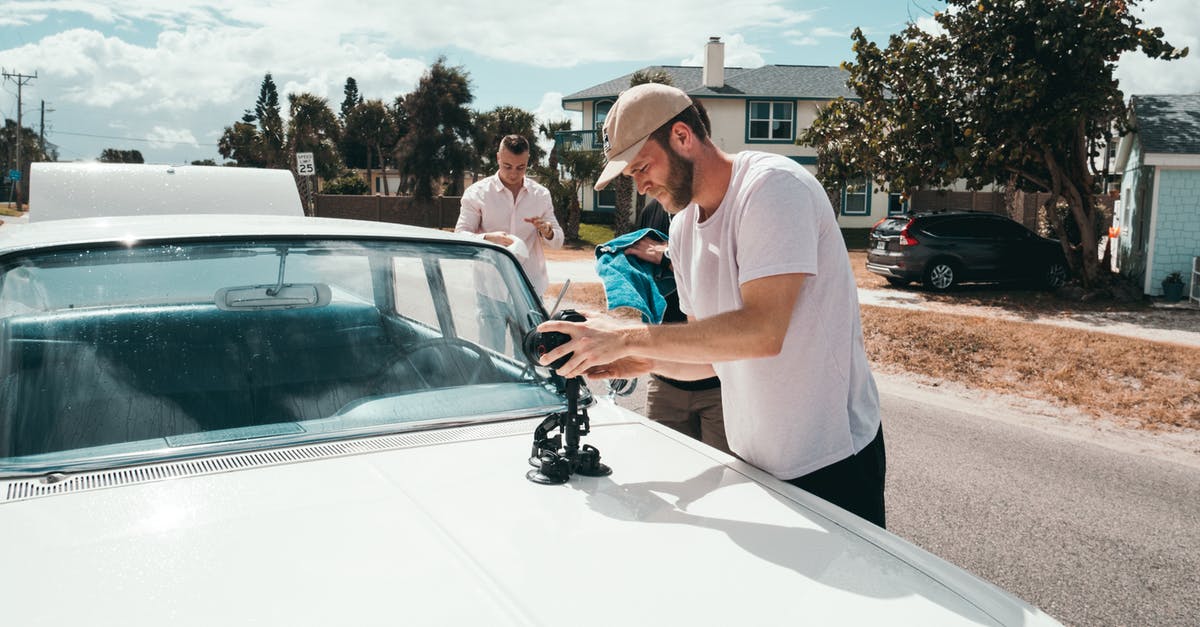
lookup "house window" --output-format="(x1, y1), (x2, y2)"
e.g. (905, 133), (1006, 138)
(842, 176), (870, 216)
(594, 188), (616, 212)
(887, 193), (907, 215)
(593, 100), (613, 148)
(748, 101), (795, 141)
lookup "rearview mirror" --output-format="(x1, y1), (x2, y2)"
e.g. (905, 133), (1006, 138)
(216, 283), (331, 310)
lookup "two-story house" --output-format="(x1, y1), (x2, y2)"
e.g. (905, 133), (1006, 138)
(558, 37), (904, 228)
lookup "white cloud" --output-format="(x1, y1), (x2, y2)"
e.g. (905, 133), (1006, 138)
(913, 15), (945, 36)
(1114, 0), (1200, 95)
(785, 26), (850, 47)
(146, 126), (198, 149)
(0, 0), (816, 162)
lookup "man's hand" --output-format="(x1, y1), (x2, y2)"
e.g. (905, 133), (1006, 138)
(585, 356), (656, 380)
(524, 217), (554, 239)
(482, 231), (515, 246)
(625, 236), (667, 265)
(536, 317), (638, 379)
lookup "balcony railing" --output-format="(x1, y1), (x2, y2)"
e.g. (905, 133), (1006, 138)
(554, 130), (603, 154)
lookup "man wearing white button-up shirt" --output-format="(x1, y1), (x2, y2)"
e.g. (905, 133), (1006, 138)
(456, 134), (563, 349)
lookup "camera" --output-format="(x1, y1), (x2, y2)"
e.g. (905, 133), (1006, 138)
(522, 309), (586, 370)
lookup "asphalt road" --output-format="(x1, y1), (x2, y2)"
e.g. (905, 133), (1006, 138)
(611, 375), (1200, 626)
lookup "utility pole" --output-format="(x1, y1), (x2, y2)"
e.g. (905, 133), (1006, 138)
(2, 70), (37, 210)
(40, 100), (54, 157)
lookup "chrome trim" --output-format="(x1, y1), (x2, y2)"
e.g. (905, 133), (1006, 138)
(2, 417), (548, 503)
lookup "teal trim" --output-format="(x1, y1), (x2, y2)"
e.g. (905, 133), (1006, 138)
(789, 156), (818, 165)
(744, 100), (797, 144)
(593, 188), (616, 212)
(840, 176), (872, 216)
(593, 99), (614, 132)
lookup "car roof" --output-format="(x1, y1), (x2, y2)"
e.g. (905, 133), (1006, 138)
(28, 163), (305, 222)
(0, 214), (483, 256)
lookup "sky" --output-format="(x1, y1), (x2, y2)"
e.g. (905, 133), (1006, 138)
(1, 0), (1197, 165)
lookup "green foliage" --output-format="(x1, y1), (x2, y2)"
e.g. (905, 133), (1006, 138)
(323, 173), (370, 195)
(576, 222), (615, 247)
(286, 92), (342, 180)
(473, 105), (544, 173)
(219, 73), (285, 168)
(343, 99), (399, 190)
(190, 159), (218, 166)
(254, 73), (285, 168)
(218, 120), (263, 166)
(629, 69), (674, 87)
(340, 77), (362, 121)
(99, 148), (144, 163)
(801, 0), (1187, 286)
(394, 57), (475, 200)
(1, 118), (50, 174)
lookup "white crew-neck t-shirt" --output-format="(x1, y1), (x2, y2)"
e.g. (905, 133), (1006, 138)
(668, 151), (880, 479)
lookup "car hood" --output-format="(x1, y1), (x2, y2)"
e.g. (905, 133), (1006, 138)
(0, 401), (1057, 626)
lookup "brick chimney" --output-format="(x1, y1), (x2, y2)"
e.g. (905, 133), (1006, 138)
(702, 36), (725, 88)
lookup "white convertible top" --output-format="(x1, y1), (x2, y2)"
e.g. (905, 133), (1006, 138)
(28, 162), (304, 222)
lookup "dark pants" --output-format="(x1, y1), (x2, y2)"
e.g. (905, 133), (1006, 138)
(786, 426), (887, 528)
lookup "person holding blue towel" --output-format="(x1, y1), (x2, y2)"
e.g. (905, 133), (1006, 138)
(621, 198), (728, 455)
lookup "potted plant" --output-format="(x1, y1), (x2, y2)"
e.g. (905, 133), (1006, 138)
(1162, 270), (1186, 302)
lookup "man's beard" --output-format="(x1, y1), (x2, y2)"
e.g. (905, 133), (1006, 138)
(661, 142), (694, 211)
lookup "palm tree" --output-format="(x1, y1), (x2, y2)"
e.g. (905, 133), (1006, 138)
(345, 99), (398, 194)
(286, 92), (341, 180)
(394, 57), (474, 200)
(534, 119), (576, 231)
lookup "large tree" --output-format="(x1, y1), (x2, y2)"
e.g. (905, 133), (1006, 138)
(394, 57), (475, 200)
(556, 137), (605, 241)
(339, 76), (363, 121)
(532, 119), (577, 236)
(254, 73), (286, 169)
(218, 112), (264, 166)
(286, 92), (342, 180)
(801, 0), (1186, 288)
(344, 99), (399, 194)
(98, 148), (145, 163)
(472, 105), (545, 174)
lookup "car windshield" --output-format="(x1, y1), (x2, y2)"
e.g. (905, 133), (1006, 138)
(0, 237), (570, 475)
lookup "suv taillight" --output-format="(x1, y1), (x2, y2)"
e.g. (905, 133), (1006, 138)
(899, 220), (919, 246)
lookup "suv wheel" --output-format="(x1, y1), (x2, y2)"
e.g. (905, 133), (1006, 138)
(924, 260), (957, 292)
(1044, 261), (1068, 289)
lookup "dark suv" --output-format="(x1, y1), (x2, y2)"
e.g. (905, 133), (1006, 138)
(866, 211), (1069, 291)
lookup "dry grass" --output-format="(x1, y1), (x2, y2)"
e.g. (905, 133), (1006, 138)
(546, 246), (1200, 430)
(860, 306), (1200, 430)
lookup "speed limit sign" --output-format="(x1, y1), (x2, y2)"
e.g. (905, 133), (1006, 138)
(296, 152), (315, 176)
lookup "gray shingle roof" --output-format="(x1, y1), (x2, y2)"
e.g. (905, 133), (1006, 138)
(1132, 94), (1200, 155)
(562, 65), (856, 102)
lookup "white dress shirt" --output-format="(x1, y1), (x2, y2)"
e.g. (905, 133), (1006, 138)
(455, 174), (563, 296)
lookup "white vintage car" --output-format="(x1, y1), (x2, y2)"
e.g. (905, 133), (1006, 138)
(0, 215), (1060, 626)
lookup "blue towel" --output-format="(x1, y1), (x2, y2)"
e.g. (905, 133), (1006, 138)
(595, 228), (676, 324)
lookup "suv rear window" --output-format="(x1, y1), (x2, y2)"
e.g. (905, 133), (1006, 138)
(872, 217), (911, 236)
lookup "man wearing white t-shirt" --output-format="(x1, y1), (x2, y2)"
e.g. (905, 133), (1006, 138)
(538, 84), (885, 527)
(457, 134), (563, 349)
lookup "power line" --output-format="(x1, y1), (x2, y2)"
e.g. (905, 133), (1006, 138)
(51, 129), (219, 147)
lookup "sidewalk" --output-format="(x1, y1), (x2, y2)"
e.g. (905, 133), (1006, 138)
(547, 258), (1200, 349)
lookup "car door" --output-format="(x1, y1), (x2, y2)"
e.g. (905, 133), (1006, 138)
(991, 218), (1041, 281)
(923, 216), (991, 280)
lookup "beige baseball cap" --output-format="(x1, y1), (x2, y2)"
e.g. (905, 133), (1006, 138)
(594, 83), (693, 191)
